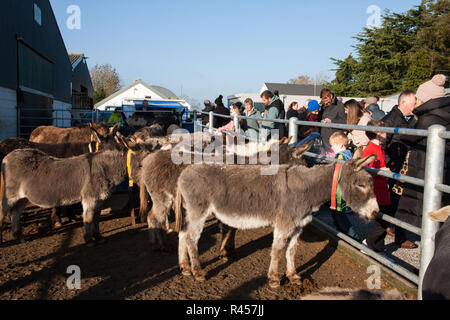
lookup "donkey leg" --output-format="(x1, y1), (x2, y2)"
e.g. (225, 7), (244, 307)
(10, 199), (27, 241)
(51, 207), (62, 228)
(0, 201), (9, 244)
(268, 228), (288, 288)
(185, 214), (209, 282)
(147, 200), (169, 251)
(178, 231), (191, 276)
(219, 223), (237, 260)
(92, 209), (106, 244)
(82, 204), (96, 247)
(285, 229), (302, 285)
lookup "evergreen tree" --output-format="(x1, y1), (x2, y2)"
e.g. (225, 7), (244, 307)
(327, 0), (449, 97)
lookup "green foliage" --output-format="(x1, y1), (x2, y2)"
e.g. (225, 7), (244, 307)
(326, 0), (449, 97)
(93, 87), (106, 104)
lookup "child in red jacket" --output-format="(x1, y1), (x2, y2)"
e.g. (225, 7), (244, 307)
(362, 120), (394, 252)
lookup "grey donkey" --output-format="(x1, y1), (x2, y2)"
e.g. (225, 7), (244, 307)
(174, 151), (379, 287)
(0, 135), (154, 246)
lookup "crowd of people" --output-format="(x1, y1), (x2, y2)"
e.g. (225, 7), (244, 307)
(201, 74), (449, 253)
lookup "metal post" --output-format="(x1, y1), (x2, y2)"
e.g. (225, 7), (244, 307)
(418, 124), (446, 299)
(288, 117), (299, 145)
(233, 113), (239, 133)
(193, 111), (198, 132)
(209, 111), (214, 134)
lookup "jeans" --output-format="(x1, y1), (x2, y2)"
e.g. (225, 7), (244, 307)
(331, 210), (361, 241)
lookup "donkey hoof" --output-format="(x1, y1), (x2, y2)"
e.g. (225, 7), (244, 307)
(181, 268), (192, 277)
(268, 278), (280, 288)
(193, 273), (206, 282)
(288, 274), (302, 286)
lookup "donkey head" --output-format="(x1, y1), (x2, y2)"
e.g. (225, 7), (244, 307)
(90, 121), (110, 137)
(338, 151), (379, 221)
(279, 140), (313, 165)
(118, 135), (158, 182)
(89, 123), (122, 151)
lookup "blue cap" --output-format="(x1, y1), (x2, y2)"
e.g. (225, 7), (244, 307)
(308, 100), (320, 112)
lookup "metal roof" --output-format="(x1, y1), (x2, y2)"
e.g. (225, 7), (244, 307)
(68, 53), (83, 67)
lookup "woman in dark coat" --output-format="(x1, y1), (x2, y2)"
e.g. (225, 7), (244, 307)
(396, 75), (450, 228)
(213, 95), (231, 129)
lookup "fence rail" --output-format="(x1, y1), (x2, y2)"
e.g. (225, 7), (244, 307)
(190, 109), (449, 299)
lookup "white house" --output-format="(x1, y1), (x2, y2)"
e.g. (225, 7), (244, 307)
(94, 78), (190, 114)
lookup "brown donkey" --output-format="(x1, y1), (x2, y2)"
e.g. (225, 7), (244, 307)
(0, 135), (153, 246)
(29, 121), (110, 144)
(175, 152), (379, 287)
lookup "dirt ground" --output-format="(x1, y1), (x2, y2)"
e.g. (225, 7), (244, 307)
(0, 205), (412, 300)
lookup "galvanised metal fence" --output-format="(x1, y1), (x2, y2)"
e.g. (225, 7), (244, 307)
(190, 110), (449, 300)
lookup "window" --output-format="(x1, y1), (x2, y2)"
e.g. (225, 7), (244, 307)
(18, 42), (54, 95)
(34, 3), (42, 26)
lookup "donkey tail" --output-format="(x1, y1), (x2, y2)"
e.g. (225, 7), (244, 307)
(139, 180), (150, 224)
(174, 187), (184, 233)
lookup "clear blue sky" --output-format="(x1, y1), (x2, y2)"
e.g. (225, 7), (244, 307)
(50, 0), (422, 104)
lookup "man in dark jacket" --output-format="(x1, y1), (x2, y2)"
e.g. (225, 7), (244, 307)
(201, 99), (214, 125)
(260, 90), (287, 140)
(396, 75), (450, 229)
(212, 95), (230, 129)
(382, 90), (418, 248)
(319, 88), (347, 145)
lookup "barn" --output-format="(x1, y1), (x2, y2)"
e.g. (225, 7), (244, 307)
(0, 0), (73, 139)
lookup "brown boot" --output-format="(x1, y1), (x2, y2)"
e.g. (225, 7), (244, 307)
(396, 239), (417, 249)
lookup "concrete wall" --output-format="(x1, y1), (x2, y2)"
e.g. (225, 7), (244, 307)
(0, 87), (17, 139)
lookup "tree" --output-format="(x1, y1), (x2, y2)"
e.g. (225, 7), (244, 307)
(327, 0), (449, 97)
(287, 75), (311, 85)
(90, 64), (122, 104)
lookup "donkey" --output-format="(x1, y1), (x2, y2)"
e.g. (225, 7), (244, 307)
(0, 124), (122, 229)
(0, 135), (154, 246)
(140, 137), (311, 253)
(174, 152), (379, 287)
(29, 121), (110, 144)
(1, 123), (120, 163)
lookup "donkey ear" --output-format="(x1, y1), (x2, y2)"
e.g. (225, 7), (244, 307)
(294, 141), (313, 157)
(353, 146), (364, 160)
(120, 135), (140, 151)
(278, 137), (287, 145)
(429, 206), (450, 222)
(89, 124), (102, 142)
(354, 154), (377, 171)
(109, 123), (120, 136)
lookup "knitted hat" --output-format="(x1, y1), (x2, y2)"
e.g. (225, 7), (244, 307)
(416, 74), (446, 103)
(308, 100), (320, 112)
(214, 95), (224, 105)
